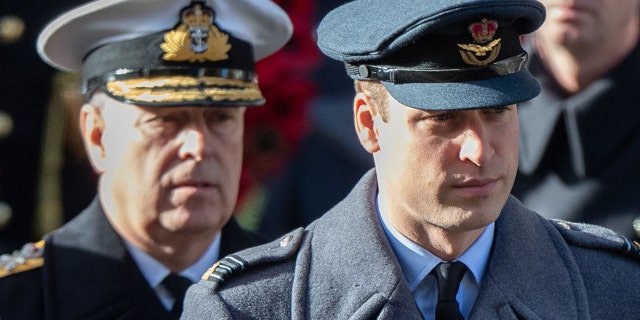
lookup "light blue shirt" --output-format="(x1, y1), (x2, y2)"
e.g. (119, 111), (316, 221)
(124, 232), (221, 310)
(377, 194), (494, 320)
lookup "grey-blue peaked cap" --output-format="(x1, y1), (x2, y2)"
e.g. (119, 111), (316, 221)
(317, 0), (546, 110)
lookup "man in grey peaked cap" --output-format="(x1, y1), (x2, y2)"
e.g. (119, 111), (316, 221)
(0, 0), (291, 319)
(182, 0), (640, 319)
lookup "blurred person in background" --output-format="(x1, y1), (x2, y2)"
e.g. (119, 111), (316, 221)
(234, 0), (321, 232)
(0, 0), (94, 253)
(256, 0), (374, 238)
(512, 0), (640, 241)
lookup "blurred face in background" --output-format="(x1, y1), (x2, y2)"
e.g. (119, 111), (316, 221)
(538, 0), (640, 50)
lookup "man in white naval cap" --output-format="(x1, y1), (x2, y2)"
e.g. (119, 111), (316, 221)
(0, 0), (291, 318)
(182, 0), (640, 319)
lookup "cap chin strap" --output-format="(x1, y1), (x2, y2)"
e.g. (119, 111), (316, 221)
(345, 52), (527, 83)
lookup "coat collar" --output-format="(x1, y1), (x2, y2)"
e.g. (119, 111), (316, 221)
(303, 170), (423, 319)
(518, 41), (640, 177)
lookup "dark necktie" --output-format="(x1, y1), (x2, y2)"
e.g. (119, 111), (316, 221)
(433, 261), (468, 320)
(162, 273), (193, 317)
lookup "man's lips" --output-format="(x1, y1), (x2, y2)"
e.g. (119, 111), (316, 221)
(455, 178), (497, 188)
(453, 178), (499, 197)
(173, 180), (214, 189)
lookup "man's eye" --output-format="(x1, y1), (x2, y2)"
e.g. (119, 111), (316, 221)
(213, 113), (232, 122)
(433, 113), (452, 121)
(206, 111), (237, 123)
(145, 115), (177, 123)
(490, 105), (514, 114)
(160, 115), (178, 122)
(492, 106), (508, 114)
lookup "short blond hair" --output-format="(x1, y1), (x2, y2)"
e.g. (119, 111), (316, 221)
(354, 80), (389, 122)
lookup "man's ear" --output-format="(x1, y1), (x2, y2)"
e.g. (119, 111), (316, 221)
(354, 92), (380, 153)
(79, 103), (106, 173)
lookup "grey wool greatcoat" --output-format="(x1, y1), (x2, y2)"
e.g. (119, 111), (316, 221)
(0, 197), (265, 320)
(182, 170), (640, 320)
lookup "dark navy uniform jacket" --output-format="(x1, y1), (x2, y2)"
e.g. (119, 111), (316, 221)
(513, 40), (640, 241)
(0, 198), (265, 320)
(183, 170), (640, 320)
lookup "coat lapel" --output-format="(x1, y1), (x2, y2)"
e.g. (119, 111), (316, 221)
(301, 171), (423, 320)
(517, 48), (565, 176)
(469, 197), (590, 320)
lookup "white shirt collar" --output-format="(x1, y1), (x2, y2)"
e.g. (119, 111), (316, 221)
(124, 232), (222, 310)
(124, 232), (222, 285)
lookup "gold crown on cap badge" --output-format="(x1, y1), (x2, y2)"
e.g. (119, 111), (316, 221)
(161, 1), (232, 63)
(457, 19), (502, 66)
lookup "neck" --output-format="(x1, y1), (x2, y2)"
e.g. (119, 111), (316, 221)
(407, 224), (486, 261)
(384, 206), (487, 261)
(534, 23), (639, 94)
(139, 231), (218, 273)
(378, 189), (488, 261)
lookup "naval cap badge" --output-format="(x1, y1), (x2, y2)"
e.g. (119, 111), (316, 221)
(457, 19), (502, 66)
(161, 1), (232, 63)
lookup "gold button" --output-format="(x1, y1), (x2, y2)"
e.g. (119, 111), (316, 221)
(0, 15), (25, 45)
(0, 202), (12, 229)
(633, 216), (640, 239)
(0, 111), (13, 140)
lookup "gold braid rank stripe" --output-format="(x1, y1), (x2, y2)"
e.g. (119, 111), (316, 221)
(106, 77), (262, 103)
(108, 76), (254, 89)
(0, 257), (44, 277)
(0, 240), (45, 278)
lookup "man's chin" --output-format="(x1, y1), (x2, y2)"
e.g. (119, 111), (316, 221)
(163, 208), (229, 232)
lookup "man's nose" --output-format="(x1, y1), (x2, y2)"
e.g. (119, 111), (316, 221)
(178, 128), (206, 161)
(458, 127), (493, 166)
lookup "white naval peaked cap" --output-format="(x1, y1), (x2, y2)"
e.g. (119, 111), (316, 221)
(37, 0), (293, 72)
(35, 0), (293, 107)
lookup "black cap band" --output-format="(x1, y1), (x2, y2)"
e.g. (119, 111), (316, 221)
(346, 52), (528, 83)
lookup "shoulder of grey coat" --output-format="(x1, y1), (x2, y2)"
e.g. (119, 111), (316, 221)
(548, 219), (640, 261)
(201, 218), (640, 288)
(201, 227), (306, 287)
